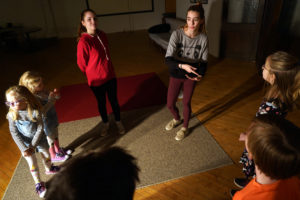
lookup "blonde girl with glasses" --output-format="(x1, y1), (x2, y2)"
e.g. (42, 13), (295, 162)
(233, 51), (300, 191)
(19, 71), (71, 163)
(5, 85), (60, 198)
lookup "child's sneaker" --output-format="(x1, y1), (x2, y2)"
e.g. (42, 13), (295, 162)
(234, 178), (250, 188)
(35, 182), (46, 198)
(51, 152), (69, 163)
(116, 121), (125, 135)
(178, 89), (183, 99)
(165, 119), (181, 131)
(45, 165), (60, 175)
(230, 189), (239, 198)
(60, 147), (73, 155)
(175, 127), (188, 141)
(57, 148), (71, 157)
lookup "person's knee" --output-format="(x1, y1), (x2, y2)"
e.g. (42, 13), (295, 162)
(167, 103), (175, 110)
(182, 100), (191, 108)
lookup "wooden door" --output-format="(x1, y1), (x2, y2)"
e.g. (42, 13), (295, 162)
(256, 0), (300, 70)
(165, 0), (176, 13)
(220, 0), (265, 61)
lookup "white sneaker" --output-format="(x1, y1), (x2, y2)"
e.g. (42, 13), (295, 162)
(175, 127), (188, 141)
(116, 121), (125, 135)
(165, 119), (181, 131)
(100, 122), (109, 136)
(178, 89), (183, 99)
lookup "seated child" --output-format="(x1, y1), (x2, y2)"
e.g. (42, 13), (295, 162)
(233, 115), (300, 200)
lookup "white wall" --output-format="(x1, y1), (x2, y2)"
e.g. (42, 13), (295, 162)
(97, 0), (165, 34)
(89, 0), (153, 15)
(0, 0), (165, 38)
(176, 0), (223, 57)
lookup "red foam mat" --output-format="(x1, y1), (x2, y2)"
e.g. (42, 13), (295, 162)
(55, 72), (167, 123)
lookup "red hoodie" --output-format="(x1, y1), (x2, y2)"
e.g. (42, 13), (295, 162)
(77, 30), (116, 86)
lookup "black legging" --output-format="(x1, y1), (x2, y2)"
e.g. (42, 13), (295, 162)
(90, 78), (121, 123)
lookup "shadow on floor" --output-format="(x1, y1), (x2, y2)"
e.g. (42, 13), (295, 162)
(64, 105), (165, 159)
(189, 73), (263, 131)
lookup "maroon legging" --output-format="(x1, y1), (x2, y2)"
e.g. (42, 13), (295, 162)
(167, 77), (196, 128)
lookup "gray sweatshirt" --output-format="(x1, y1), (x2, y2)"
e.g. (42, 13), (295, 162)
(7, 110), (44, 152)
(165, 29), (208, 78)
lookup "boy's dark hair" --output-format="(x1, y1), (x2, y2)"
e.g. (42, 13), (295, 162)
(247, 115), (300, 180)
(45, 147), (140, 200)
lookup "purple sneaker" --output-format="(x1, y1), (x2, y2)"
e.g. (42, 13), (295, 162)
(46, 165), (60, 175)
(59, 147), (73, 155)
(35, 182), (46, 198)
(51, 152), (69, 163)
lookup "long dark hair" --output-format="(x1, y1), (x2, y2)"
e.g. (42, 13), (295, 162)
(184, 3), (206, 34)
(77, 9), (97, 42)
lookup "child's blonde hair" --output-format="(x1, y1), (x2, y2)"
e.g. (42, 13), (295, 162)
(265, 51), (300, 110)
(19, 71), (43, 94)
(6, 85), (42, 121)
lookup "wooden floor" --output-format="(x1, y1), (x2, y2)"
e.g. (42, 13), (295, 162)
(0, 30), (299, 200)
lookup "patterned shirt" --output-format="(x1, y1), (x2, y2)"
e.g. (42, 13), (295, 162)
(256, 98), (287, 117)
(241, 98), (287, 177)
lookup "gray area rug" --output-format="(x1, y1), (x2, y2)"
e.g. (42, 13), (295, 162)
(3, 104), (232, 200)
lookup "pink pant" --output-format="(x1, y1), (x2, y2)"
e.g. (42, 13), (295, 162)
(167, 77), (196, 128)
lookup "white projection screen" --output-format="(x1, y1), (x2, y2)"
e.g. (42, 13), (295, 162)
(87, 0), (154, 16)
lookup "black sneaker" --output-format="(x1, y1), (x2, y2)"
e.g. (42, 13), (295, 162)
(230, 189), (239, 198)
(234, 178), (250, 188)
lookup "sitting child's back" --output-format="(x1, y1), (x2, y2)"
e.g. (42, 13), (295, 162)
(233, 115), (300, 200)
(234, 176), (300, 200)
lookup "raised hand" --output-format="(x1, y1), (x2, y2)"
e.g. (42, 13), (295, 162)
(239, 132), (246, 141)
(24, 147), (34, 156)
(49, 88), (61, 100)
(53, 88), (61, 99)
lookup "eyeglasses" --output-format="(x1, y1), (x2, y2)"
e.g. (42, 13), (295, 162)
(5, 99), (25, 107)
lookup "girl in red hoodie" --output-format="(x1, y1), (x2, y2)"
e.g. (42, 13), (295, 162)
(77, 9), (125, 136)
